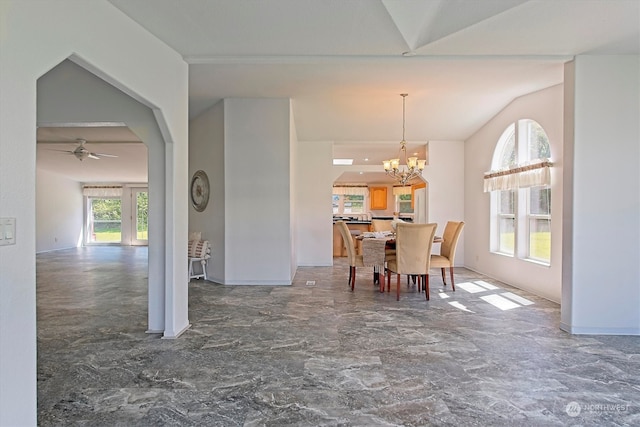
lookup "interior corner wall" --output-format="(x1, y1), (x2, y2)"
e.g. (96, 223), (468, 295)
(464, 84), (564, 303)
(223, 98), (294, 285)
(36, 169), (83, 252)
(189, 101), (226, 282)
(296, 141), (335, 266)
(0, 1), (188, 423)
(561, 60), (576, 331)
(289, 103), (299, 277)
(423, 140), (465, 265)
(561, 55), (640, 335)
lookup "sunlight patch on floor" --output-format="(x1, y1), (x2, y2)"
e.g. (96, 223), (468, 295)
(456, 282), (489, 293)
(474, 280), (499, 290)
(448, 301), (474, 312)
(480, 294), (521, 310)
(438, 290), (450, 299)
(500, 292), (534, 306)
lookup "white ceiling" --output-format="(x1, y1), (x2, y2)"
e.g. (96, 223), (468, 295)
(38, 0), (639, 183)
(37, 127), (147, 183)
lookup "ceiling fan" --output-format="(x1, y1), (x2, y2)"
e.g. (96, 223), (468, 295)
(59, 139), (119, 161)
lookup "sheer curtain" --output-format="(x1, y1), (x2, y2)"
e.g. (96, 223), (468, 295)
(82, 185), (123, 197)
(484, 159), (551, 192)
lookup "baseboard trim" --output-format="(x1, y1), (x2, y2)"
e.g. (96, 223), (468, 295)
(161, 323), (192, 339)
(560, 322), (640, 336)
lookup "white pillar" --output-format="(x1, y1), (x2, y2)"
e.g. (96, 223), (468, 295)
(562, 55), (640, 335)
(223, 98), (294, 285)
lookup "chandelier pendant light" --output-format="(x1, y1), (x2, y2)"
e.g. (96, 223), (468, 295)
(383, 93), (426, 186)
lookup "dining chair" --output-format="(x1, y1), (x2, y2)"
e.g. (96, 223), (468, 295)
(385, 223), (437, 301)
(430, 221), (465, 291)
(336, 220), (365, 291)
(371, 219), (394, 233)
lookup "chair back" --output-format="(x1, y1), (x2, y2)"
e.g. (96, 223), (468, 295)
(371, 219), (394, 233)
(395, 223), (437, 275)
(336, 221), (356, 265)
(440, 221), (465, 261)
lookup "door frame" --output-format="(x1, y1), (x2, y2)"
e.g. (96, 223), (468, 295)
(130, 186), (149, 246)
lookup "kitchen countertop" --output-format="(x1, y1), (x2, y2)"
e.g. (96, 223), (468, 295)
(332, 219), (371, 224)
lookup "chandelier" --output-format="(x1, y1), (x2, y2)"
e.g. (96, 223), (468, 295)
(382, 93), (426, 186)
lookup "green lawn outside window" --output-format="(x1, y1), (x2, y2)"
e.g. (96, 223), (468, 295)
(500, 232), (550, 262)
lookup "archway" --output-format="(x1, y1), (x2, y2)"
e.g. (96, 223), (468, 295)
(37, 59), (168, 333)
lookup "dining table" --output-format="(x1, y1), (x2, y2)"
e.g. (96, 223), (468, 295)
(358, 232), (443, 293)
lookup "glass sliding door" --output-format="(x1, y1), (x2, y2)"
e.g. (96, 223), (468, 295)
(131, 189), (148, 245)
(87, 197), (122, 244)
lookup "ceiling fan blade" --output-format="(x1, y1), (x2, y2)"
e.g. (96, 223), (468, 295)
(46, 148), (75, 154)
(87, 153), (101, 160)
(93, 153), (118, 158)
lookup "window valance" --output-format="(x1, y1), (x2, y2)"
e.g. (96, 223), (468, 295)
(332, 185), (368, 196)
(483, 159), (551, 192)
(392, 186), (412, 196)
(82, 185), (123, 197)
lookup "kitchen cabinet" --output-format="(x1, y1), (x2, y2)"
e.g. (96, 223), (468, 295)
(369, 186), (387, 210)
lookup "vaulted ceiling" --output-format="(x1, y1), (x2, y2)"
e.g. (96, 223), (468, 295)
(38, 0), (639, 182)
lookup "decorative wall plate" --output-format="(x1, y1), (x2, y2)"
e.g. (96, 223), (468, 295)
(190, 170), (210, 212)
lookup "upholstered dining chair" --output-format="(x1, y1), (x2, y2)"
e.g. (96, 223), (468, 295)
(385, 223), (437, 301)
(430, 221), (465, 291)
(371, 219), (394, 233)
(336, 220), (365, 291)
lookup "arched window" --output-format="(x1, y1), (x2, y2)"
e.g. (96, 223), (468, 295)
(489, 119), (551, 264)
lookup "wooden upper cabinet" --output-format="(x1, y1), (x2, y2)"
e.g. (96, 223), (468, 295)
(369, 186), (387, 210)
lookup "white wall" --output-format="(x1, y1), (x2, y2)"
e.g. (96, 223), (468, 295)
(224, 98), (294, 285)
(0, 1), (188, 423)
(189, 100), (226, 281)
(561, 55), (640, 334)
(464, 85), (564, 303)
(289, 104), (299, 278)
(190, 98), (299, 284)
(296, 141), (335, 266)
(36, 170), (83, 252)
(424, 140), (465, 265)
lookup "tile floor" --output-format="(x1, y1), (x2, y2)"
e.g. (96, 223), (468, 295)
(36, 246), (640, 426)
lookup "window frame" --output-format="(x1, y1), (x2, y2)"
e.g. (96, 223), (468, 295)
(495, 190), (516, 256)
(85, 196), (123, 245)
(490, 119), (551, 265)
(332, 193), (367, 215)
(396, 193), (413, 214)
(525, 186), (551, 263)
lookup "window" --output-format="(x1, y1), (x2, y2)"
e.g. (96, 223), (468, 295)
(497, 190), (515, 255)
(392, 186), (413, 214)
(332, 187), (367, 214)
(133, 189), (149, 243)
(88, 197), (122, 243)
(397, 194), (413, 214)
(83, 186), (149, 246)
(489, 119), (551, 264)
(528, 187), (550, 262)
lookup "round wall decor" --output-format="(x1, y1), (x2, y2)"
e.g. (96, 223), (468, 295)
(190, 170), (210, 212)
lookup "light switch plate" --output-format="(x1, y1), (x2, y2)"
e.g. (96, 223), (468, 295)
(0, 218), (16, 246)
